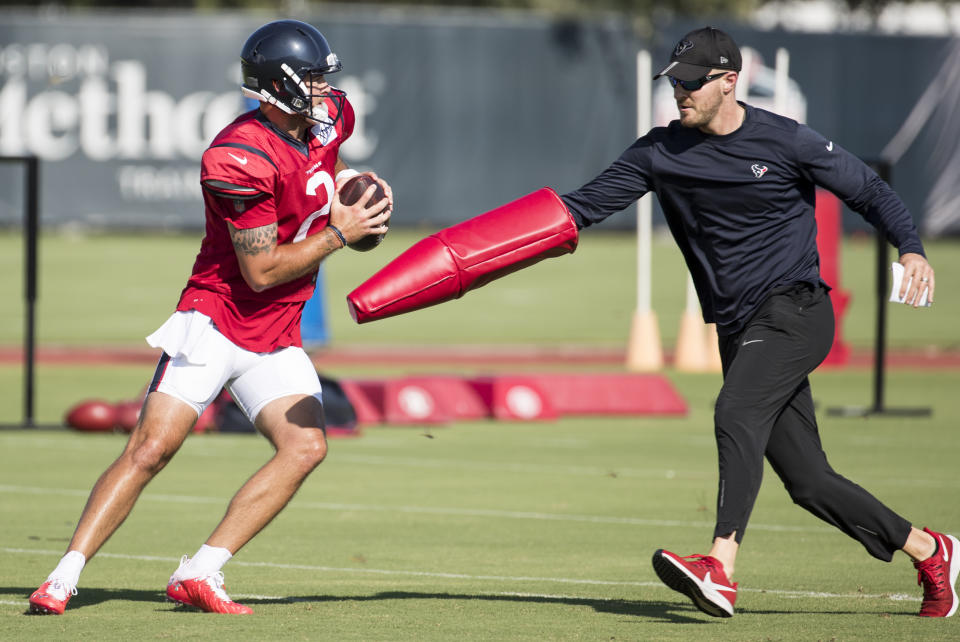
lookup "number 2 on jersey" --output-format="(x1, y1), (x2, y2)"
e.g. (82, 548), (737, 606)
(294, 170), (334, 242)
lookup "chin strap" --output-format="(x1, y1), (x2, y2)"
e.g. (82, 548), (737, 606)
(241, 86), (295, 115)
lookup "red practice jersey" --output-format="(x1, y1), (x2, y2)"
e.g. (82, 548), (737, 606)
(176, 100), (355, 353)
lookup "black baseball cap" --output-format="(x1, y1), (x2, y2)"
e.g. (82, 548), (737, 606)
(653, 27), (742, 81)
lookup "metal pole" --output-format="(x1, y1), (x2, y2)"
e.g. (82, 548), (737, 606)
(24, 157), (39, 427)
(636, 50), (652, 315)
(774, 48), (789, 116)
(871, 162), (891, 413)
(625, 50), (663, 371)
(872, 209), (888, 413)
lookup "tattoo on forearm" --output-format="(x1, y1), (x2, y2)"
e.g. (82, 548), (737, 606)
(232, 223), (277, 255)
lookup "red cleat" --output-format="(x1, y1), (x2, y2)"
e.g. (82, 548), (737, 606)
(178, 572), (252, 615)
(915, 528), (960, 617)
(28, 579), (76, 615)
(166, 580), (194, 607)
(652, 549), (737, 617)
(166, 555), (194, 607)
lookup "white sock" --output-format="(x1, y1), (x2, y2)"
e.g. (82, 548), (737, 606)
(47, 551), (86, 588)
(181, 544), (232, 580)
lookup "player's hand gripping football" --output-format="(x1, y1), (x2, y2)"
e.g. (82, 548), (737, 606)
(330, 172), (392, 248)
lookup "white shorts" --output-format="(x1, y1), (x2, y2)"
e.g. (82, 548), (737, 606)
(146, 310), (322, 423)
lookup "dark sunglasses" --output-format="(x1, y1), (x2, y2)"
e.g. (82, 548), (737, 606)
(668, 72), (729, 91)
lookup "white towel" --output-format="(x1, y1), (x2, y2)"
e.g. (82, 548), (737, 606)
(889, 262), (931, 307)
(146, 310), (218, 365)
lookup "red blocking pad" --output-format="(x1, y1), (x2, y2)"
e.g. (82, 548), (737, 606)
(525, 373), (688, 416)
(338, 379), (386, 426)
(470, 376), (558, 421)
(384, 376), (491, 424)
(338, 372), (687, 426)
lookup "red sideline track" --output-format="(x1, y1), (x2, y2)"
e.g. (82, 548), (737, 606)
(0, 344), (959, 369)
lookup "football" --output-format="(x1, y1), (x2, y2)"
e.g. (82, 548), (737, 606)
(337, 174), (388, 252)
(65, 399), (119, 432)
(115, 399), (143, 433)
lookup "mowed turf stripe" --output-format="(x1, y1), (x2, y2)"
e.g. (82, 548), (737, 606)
(0, 484), (832, 533)
(1, 547), (920, 604)
(5, 436), (956, 488)
(334, 453), (708, 479)
(0, 435), (709, 480)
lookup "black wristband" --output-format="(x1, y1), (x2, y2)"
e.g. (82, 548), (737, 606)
(327, 224), (347, 248)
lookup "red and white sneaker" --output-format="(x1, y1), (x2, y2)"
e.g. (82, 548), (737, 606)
(915, 528), (960, 617)
(166, 556), (194, 607)
(166, 580), (193, 607)
(28, 579), (77, 615)
(652, 549), (738, 617)
(177, 572), (252, 615)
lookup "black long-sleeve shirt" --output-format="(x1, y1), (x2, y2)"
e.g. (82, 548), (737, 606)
(561, 103), (925, 336)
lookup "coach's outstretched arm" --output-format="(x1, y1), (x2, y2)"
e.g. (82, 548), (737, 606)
(346, 187), (578, 323)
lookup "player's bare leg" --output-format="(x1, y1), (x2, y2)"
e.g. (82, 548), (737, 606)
(166, 394), (327, 614)
(205, 394), (327, 551)
(67, 392), (198, 556)
(29, 392), (197, 614)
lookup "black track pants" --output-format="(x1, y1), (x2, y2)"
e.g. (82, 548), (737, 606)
(713, 283), (911, 562)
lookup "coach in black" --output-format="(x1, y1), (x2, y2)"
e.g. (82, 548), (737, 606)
(561, 26), (956, 618)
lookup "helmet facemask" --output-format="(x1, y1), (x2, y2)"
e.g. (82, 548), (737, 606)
(242, 61), (346, 129)
(280, 64), (347, 128)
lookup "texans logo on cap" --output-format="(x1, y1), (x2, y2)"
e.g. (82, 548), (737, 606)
(653, 26), (742, 81)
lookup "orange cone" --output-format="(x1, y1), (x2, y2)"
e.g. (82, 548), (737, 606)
(704, 323), (723, 373)
(626, 310), (663, 372)
(674, 310), (708, 372)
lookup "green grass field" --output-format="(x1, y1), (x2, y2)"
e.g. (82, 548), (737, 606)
(1, 230), (959, 639)
(2, 368), (959, 640)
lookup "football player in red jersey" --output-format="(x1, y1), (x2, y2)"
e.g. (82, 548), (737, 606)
(29, 20), (391, 616)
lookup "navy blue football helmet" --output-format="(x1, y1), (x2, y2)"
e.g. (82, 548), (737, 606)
(240, 20), (345, 127)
